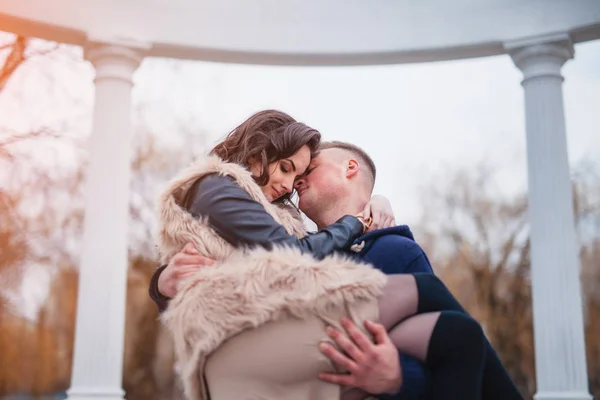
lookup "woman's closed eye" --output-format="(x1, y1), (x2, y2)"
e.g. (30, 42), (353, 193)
(294, 167), (314, 186)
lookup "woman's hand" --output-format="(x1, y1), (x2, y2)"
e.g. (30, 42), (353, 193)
(158, 242), (215, 298)
(362, 195), (396, 233)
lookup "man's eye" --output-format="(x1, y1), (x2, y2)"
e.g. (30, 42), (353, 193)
(305, 167), (315, 176)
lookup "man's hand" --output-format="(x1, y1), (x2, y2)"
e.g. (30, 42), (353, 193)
(319, 318), (402, 395)
(157, 242), (215, 298)
(363, 195), (396, 232)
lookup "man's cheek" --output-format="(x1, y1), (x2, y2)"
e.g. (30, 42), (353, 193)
(298, 193), (313, 209)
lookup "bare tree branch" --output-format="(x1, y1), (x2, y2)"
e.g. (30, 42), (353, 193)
(492, 216), (528, 280)
(0, 128), (64, 150)
(0, 36), (28, 94)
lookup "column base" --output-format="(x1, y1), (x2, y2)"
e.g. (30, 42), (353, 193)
(67, 386), (125, 400)
(534, 391), (593, 400)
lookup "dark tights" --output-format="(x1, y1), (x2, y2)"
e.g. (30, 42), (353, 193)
(415, 273), (524, 400)
(342, 274), (523, 400)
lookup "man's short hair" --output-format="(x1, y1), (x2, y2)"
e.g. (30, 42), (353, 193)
(319, 141), (376, 189)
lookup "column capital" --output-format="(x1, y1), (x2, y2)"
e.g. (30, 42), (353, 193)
(504, 33), (574, 82)
(84, 40), (148, 84)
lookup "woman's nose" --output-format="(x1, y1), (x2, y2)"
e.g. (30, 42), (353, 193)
(281, 178), (294, 193)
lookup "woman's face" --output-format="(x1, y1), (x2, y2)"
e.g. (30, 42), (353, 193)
(252, 145), (312, 202)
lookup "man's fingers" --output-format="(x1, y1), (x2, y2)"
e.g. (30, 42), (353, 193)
(340, 318), (374, 353)
(318, 372), (355, 387)
(326, 326), (365, 365)
(319, 342), (359, 373)
(365, 320), (391, 345)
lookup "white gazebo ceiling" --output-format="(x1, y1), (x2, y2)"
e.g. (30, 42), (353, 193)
(1, 0), (599, 65)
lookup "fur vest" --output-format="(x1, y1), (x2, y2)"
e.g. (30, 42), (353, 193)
(156, 155), (387, 400)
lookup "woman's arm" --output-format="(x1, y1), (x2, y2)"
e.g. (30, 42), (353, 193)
(149, 173), (364, 309)
(186, 173), (364, 260)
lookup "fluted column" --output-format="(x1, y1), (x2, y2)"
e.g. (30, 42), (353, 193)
(506, 34), (591, 400)
(67, 42), (144, 400)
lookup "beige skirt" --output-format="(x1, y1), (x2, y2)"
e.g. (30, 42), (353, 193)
(203, 299), (379, 400)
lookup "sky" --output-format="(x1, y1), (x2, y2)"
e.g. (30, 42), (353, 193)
(1, 34), (599, 318)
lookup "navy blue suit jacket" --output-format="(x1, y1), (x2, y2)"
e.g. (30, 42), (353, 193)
(351, 226), (434, 400)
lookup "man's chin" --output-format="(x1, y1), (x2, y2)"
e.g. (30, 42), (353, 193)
(298, 198), (313, 216)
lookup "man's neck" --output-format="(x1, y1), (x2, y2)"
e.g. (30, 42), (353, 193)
(315, 190), (370, 230)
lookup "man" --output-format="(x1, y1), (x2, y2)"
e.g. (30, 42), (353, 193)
(149, 141), (522, 399)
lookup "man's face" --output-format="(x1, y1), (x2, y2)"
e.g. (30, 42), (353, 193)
(294, 149), (346, 220)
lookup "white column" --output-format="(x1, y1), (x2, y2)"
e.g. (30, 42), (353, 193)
(67, 42), (143, 400)
(506, 35), (591, 400)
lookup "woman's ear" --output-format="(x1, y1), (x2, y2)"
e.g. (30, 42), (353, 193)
(346, 158), (359, 178)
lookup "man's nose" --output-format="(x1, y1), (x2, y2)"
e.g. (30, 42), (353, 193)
(294, 178), (305, 190)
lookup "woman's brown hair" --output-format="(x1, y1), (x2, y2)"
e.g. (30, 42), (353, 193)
(210, 110), (321, 190)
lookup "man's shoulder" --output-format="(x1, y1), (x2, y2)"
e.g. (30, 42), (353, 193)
(358, 225), (422, 252)
(368, 233), (424, 259)
(371, 232), (421, 247)
(358, 226), (434, 275)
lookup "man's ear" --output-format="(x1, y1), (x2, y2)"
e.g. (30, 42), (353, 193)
(346, 159), (360, 179)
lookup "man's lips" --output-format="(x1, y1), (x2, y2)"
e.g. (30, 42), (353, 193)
(297, 187), (307, 197)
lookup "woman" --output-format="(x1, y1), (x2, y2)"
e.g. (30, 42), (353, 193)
(156, 110), (486, 400)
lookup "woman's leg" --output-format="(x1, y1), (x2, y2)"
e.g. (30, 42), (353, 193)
(376, 275), (485, 399)
(413, 274), (524, 400)
(342, 273), (521, 400)
(391, 311), (486, 400)
(340, 310), (486, 400)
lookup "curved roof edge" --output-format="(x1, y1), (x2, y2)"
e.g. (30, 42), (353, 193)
(2, 12), (599, 66)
